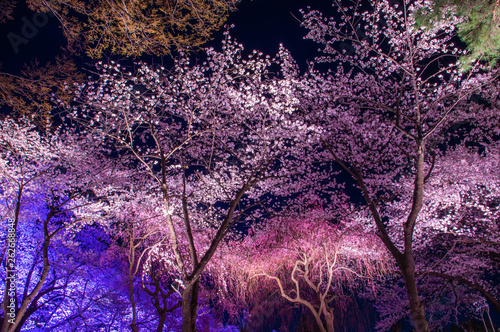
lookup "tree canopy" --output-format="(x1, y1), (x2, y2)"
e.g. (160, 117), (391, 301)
(26, 0), (240, 58)
(0, 0), (239, 125)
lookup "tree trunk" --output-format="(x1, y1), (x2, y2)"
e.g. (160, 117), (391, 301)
(181, 282), (199, 332)
(156, 313), (167, 332)
(324, 311), (335, 332)
(346, 140), (431, 332)
(128, 271), (139, 332)
(190, 280), (199, 327)
(391, 323), (402, 332)
(400, 255), (430, 332)
(303, 305), (326, 332)
(395, 142), (430, 332)
(128, 238), (139, 332)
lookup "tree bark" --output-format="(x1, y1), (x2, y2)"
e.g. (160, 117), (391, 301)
(324, 311), (335, 332)
(128, 235), (139, 332)
(399, 144), (430, 332)
(400, 257), (430, 332)
(178, 184), (249, 330)
(181, 282), (199, 332)
(190, 280), (199, 329)
(156, 313), (167, 332)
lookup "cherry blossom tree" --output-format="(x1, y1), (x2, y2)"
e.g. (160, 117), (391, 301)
(371, 144), (500, 330)
(293, 0), (500, 330)
(103, 186), (184, 332)
(0, 118), (119, 332)
(69, 33), (313, 331)
(23, 230), (131, 332)
(216, 210), (391, 332)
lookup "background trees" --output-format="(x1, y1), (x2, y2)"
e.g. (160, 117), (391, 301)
(0, 58), (82, 126)
(2, 0), (239, 57)
(1, 0), (499, 329)
(25, 0), (240, 58)
(0, 0), (239, 126)
(415, 0), (500, 68)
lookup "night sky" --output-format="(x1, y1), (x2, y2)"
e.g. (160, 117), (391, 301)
(0, 2), (62, 73)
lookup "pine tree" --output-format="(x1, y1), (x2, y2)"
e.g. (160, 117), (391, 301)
(415, 0), (500, 69)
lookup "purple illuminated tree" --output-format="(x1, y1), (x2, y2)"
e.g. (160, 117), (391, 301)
(293, 0), (500, 330)
(102, 186), (184, 332)
(25, 241), (131, 331)
(0, 118), (119, 332)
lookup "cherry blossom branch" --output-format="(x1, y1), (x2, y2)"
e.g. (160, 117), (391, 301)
(417, 271), (500, 314)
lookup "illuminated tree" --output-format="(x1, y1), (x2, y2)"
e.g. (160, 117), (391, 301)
(0, 57), (82, 127)
(70, 34), (312, 331)
(26, 0), (240, 58)
(0, 118), (119, 332)
(219, 213), (391, 332)
(0, 0), (238, 125)
(295, 0), (500, 330)
(103, 186), (183, 332)
(372, 145), (500, 330)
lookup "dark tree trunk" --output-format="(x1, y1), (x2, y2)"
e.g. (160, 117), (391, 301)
(181, 281), (199, 332)
(398, 144), (430, 332)
(190, 280), (199, 327)
(399, 255), (430, 332)
(156, 313), (167, 332)
(391, 323), (402, 332)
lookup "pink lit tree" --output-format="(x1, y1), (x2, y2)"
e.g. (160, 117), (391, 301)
(293, 0), (500, 330)
(371, 144), (500, 330)
(216, 210), (392, 332)
(69, 32), (314, 331)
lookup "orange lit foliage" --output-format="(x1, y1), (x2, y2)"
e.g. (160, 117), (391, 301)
(27, 0), (240, 57)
